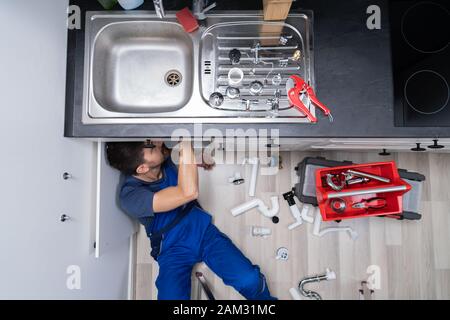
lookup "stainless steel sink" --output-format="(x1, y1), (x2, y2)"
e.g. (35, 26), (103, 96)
(82, 11), (315, 124)
(92, 21), (193, 113)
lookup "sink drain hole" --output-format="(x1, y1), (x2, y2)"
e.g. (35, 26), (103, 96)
(165, 70), (182, 87)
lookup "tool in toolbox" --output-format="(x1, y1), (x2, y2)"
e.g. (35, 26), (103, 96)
(325, 169), (390, 191)
(346, 169), (391, 184)
(330, 198), (346, 213)
(327, 185), (408, 199)
(326, 173), (370, 191)
(352, 198), (387, 210)
(286, 75), (333, 123)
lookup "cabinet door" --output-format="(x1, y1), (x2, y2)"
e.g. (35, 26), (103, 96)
(95, 142), (138, 258)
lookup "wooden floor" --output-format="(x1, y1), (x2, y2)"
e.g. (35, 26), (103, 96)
(134, 151), (450, 300)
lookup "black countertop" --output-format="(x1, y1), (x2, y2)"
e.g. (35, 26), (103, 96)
(65, 0), (450, 138)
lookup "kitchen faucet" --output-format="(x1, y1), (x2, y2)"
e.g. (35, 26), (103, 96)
(192, 0), (217, 20)
(153, 0), (216, 20)
(153, 0), (165, 18)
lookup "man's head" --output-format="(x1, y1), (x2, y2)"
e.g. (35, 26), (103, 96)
(106, 141), (165, 177)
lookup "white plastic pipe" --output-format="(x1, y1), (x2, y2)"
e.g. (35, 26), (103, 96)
(243, 158), (259, 197)
(251, 226), (272, 237)
(312, 209), (358, 240)
(288, 203), (315, 230)
(300, 204), (315, 224)
(231, 196), (279, 218)
(288, 205), (303, 230)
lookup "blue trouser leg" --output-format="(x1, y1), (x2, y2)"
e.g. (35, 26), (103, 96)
(155, 248), (197, 300)
(200, 224), (277, 300)
(153, 207), (211, 300)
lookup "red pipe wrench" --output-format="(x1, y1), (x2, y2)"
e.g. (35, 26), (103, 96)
(286, 75), (333, 123)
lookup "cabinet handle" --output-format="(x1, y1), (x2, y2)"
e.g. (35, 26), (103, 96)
(427, 139), (445, 150)
(411, 143), (426, 152)
(60, 214), (70, 222)
(62, 172), (72, 180)
(378, 149), (391, 156)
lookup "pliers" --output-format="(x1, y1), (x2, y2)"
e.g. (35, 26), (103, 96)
(352, 198), (387, 210)
(286, 75), (333, 123)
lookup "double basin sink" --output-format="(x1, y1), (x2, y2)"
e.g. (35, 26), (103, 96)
(82, 11), (314, 124)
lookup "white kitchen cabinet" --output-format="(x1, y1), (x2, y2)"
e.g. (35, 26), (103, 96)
(95, 142), (138, 258)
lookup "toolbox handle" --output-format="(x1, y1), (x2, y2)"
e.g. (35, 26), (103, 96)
(327, 185), (408, 199)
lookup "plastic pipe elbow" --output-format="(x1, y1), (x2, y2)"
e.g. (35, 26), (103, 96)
(288, 203), (303, 230)
(230, 196), (279, 219)
(259, 196), (279, 218)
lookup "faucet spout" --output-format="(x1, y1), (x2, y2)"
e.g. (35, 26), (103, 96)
(192, 0), (216, 20)
(153, 0), (165, 18)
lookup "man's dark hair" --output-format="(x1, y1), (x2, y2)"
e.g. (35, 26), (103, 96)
(105, 142), (146, 176)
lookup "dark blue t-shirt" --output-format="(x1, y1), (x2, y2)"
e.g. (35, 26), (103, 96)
(119, 157), (179, 235)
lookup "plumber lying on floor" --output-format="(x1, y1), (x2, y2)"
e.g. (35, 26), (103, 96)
(106, 140), (276, 300)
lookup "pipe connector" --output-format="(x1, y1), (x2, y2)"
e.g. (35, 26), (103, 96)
(325, 268), (337, 280)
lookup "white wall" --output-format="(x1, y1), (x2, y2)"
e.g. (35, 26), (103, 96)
(0, 0), (131, 299)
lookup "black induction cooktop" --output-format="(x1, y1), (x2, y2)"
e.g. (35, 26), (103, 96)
(390, 0), (450, 126)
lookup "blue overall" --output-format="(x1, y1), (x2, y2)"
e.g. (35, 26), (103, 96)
(119, 158), (276, 300)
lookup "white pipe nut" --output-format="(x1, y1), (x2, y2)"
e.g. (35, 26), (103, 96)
(325, 268), (337, 280)
(251, 226), (272, 237)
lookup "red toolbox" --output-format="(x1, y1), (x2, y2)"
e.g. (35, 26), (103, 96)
(315, 161), (412, 221)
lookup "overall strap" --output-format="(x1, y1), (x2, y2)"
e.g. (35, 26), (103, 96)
(150, 201), (198, 237)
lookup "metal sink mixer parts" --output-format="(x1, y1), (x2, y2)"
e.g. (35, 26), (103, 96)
(200, 21), (312, 115)
(286, 75), (333, 123)
(326, 169), (391, 191)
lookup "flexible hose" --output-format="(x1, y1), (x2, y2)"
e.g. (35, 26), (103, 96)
(298, 269), (336, 300)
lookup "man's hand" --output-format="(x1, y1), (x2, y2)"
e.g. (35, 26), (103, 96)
(198, 162), (215, 171)
(197, 149), (215, 171)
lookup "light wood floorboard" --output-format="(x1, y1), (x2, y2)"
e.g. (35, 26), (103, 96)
(135, 151), (450, 300)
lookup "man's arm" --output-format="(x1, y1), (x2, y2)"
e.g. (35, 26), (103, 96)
(152, 141), (199, 213)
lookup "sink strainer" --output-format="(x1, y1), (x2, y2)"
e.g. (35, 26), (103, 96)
(165, 70), (182, 87)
